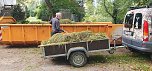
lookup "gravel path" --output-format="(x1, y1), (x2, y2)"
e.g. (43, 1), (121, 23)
(0, 45), (151, 71)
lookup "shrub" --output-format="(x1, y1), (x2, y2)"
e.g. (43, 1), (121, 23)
(60, 19), (75, 24)
(11, 4), (25, 21)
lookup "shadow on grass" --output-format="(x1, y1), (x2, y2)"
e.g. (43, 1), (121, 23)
(42, 51), (152, 67)
(50, 56), (69, 65)
(88, 53), (151, 64)
(47, 52), (151, 66)
(88, 55), (107, 64)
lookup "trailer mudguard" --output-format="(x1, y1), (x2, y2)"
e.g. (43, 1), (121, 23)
(67, 47), (88, 60)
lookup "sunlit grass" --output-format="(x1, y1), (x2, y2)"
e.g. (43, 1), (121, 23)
(88, 53), (152, 71)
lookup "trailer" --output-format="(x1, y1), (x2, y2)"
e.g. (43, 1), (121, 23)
(39, 38), (122, 67)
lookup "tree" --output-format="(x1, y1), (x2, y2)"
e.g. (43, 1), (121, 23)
(11, 4), (25, 21)
(83, 0), (109, 22)
(102, 0), (132, 24)
(130, 0), (152, 6)
(35, 2), (51, 21)
(84, 0), (129, 23)
(84, 0), (152, 23)
(44, 0), (52, 10)
(44, 0), (54, 17)
(44, 0), (84, 19)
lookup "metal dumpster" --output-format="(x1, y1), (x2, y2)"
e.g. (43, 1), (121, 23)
(0, 23), (123, 45)
(0, 24), (51, 45)
(0, 16), (16, 24)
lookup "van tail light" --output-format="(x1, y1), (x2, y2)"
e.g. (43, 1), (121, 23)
(0, 27), (1, 41)
(143, 20), (149, 42)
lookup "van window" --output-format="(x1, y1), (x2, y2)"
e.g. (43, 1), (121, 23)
(134, 13), (142, 29)
(149, 17), (152, 41)
(124, 14), (134, 28)
(151, 17), (152, 28)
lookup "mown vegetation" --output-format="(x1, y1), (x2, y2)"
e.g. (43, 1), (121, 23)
(88, 52), (152, 71)
(41, 31), (107, 45)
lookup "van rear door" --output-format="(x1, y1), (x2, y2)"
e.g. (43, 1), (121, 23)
(123, 13), (134, 45)
(131, 13), (143, 47)
(149, 16), (152, 41)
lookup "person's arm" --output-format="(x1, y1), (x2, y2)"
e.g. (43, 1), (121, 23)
(59, 29), (64, 32)
(49, 21), (52, 24)
(49, 19), (52, 24)
(55, 21), (64, 32)
(52, 19), (57, 32)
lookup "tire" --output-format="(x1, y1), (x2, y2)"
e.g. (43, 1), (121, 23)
(149, 54), (152, 60)
(128, 47), (137, 53)
(69, 52), (87, 67)
(108, 48), (115, 54)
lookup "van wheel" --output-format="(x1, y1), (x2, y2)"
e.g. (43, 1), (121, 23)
(69, 52), (87, 67)
(150, 54), (152, 60)
(128, 47), (137, 53)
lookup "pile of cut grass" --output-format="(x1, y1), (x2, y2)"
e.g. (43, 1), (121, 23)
(41, 31), (107, 45)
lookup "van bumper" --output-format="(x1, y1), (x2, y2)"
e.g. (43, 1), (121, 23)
(122, 41), (152, 53)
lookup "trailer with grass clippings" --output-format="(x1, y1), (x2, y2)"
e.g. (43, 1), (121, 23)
(39, 38), (124, 67)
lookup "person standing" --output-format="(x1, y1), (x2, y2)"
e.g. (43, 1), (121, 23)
(50, 12), (64, 36)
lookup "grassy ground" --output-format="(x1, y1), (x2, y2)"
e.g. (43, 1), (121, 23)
(88, 52), (152, 71)
(0, 46), (152, 71)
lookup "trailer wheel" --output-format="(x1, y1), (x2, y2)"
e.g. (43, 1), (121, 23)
(108, 48), (115, 54)
(69, 52), (87, 67)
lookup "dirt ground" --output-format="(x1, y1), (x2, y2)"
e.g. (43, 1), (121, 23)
(0, 45), (152, 71)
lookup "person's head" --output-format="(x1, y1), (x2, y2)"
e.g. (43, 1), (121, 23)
(56, 12), (62, 19)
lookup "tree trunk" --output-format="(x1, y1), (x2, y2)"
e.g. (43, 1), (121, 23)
(103, 0), (117, 24)
(113, 17), (117, 24)
(44, 0), (55, 19)
(112, 2), (118, 24)
(44, 0), (52, 10)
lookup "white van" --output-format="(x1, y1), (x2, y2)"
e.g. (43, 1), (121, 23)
(122, 7), (152, 55)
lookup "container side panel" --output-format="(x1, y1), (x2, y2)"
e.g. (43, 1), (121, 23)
(1, 28), (9, 41)
(90, 26), (102, 33)
(61, 26), (74, 33)
(75, 26), (88, 32)
(66, 42), (87, 51)
(11, 26), (24, 41)
(37, 26), (51, 41)
(44, 45), (66, 56)
(88, 39), (109, 50)
(24, 26), (37, 41)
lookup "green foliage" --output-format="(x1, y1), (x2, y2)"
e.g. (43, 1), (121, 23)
(28, 21), (47, 24)
(50, 0), (84, 15)
(16, 0), (152, 23)
(9, 20), (29, 24)
(101, 0), (132, 24)
(26, 17), (42, 22)
(20, 20), (30, 24)
(83, 13), (112, 22)
(83, 0), (113, 22)
(26, 17), (48, 24)
(25, 9), (30, 18)
(11, 4), (25, 21)
(84, 0), (152, 23)
(130, 0), (152, 6)
(35, 3), (51, 21)
(44, 0), (84, 21)
(16, 0), (84, 21)
(60, 19), (73, 24)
